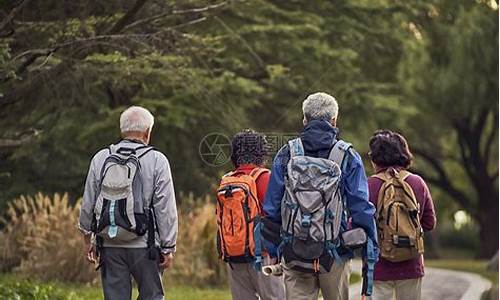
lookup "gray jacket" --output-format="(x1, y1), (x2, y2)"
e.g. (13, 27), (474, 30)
(78, 140), (178, 254)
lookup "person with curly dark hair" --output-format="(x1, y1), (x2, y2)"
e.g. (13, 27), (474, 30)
(368, 130), (413, 169)
(230, 129), (269, 172)
(217, 129), (285, 300)
(368, 130), (436, 300)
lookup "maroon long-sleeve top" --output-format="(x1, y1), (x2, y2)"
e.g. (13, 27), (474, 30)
(368, 170), (437, 281)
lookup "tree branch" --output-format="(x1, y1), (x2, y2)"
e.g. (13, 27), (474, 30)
(0, 0), (32, 33)
(1, 0), (150, 108)
(106, 0), (149, 35)
(173, 1), (229, 14)
(214, 16), (265, 69)
(412, 167), (477, 217)
(122, 1), (228, 32)
(0, 129), (41, 152)
(412, 147), (476, 216)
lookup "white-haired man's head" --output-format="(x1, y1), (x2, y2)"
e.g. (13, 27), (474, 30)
(120, 106), (155, 144)
(302, 92), (339, 127)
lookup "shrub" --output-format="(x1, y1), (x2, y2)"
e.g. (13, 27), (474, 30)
(0, 192), (228, 287)
(0, 193), (96, 283)
(0, 277), (73, 300)
(439, 222), (480, 253)
(168, 193), (227, 287)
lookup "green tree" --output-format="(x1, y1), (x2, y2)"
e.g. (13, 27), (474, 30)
(398, 0), (498, 257)
(0, 0), (261, 204)
(0, 0), (408, 206)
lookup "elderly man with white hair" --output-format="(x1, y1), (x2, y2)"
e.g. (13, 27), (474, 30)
(262, 92), (378, 300)
(79, 106), (178, 300)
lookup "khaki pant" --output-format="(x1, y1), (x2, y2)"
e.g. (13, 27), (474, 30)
(227, 257), (285, 300)
(372, 278), (422, 300)
(283, 260), (350, 300)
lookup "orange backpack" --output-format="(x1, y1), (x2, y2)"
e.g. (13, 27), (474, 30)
(216, 168), (269, 263)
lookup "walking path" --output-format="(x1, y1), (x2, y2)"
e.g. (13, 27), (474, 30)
(348, 260), (492, 300)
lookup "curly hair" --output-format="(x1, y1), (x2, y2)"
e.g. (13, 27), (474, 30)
(230, 129), (268, 167)
(368, 130), (413, 169)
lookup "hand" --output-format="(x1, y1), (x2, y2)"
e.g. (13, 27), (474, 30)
(84, 235), (97, 264)
(159, 252), (174, 270)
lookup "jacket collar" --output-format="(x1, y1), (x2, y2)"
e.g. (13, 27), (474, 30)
(299, 119), (339, 152)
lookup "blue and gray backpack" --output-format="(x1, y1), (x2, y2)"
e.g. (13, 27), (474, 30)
(278, 137), (350, 273)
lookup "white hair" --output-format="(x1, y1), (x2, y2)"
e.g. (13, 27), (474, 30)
(120, 106), (154, 133)
(302, 92), (339, 121)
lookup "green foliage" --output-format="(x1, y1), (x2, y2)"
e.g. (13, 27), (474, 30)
(0, 0), (411, 205)
(396, 0), (498, 257)
(0, 280), (71, 300)
(0, 0), (497, 257)
(0, 274), (233, 300)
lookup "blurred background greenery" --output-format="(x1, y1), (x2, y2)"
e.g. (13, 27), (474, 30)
(0, 0), (498, 298)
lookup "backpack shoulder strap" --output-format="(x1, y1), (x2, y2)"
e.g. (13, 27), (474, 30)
(222, 171), (235, 178)
(397, 169), (412, 181)
(395, 170), (419, 208)
(288, 138), (304, 157)
(109, 143), (154, 158)
(136, 146), (155, 159)
(249, 167), (270, 180)
(373, 167), (409, 182)
(328, 140), (352, 170)
(372, 172), (389, 182)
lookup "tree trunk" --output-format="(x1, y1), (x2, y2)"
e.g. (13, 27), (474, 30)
(477, 194), (499, 258)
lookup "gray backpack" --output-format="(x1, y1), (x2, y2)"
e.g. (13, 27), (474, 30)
(280, 138), (351, 273)
(93, 144), (154, 243)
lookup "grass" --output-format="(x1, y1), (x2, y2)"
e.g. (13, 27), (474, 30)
(0, 269), (362, 300)
(0, 273), (231, 300)
(426, 259), (498, 283)
(54, 284), (233, 300)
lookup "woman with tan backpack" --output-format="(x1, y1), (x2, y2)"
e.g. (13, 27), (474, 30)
(367, 130), (436, 300)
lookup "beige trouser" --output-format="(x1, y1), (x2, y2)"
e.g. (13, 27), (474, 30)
(283, 260), (351, 300)
(372, 278), (422, 300)
(227, 257), (285, 300)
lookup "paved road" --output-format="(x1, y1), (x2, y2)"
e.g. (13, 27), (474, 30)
(348, 260), (491, 300)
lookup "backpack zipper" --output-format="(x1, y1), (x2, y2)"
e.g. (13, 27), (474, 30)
(216, 197), (229, 260)
(242, 194), (251, 256)
(230, 209), (234, 236)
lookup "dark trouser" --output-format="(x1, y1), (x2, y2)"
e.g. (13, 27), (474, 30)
(100, 247), (164, 300)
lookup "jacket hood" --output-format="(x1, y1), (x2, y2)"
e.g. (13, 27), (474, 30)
(299, 119), (339, 155)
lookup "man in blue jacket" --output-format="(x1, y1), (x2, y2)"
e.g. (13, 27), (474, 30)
(263, 92), (378, 300)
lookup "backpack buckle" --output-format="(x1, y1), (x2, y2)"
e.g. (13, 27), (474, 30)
(301, 214), (312, 228)
(325, 209), (334, 223)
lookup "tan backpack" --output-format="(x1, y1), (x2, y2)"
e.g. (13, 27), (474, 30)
(374, 169), (424, 262)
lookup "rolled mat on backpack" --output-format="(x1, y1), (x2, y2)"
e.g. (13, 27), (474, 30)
(262, 264), (283, 276)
